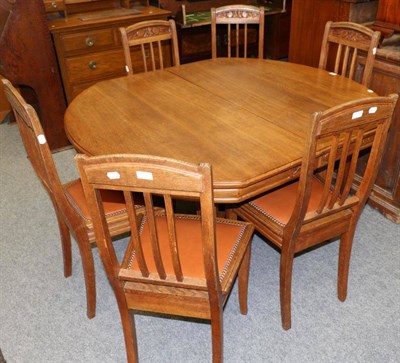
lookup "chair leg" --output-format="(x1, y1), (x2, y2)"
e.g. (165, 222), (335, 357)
(280, 247), (295, 330)
(238, 244), (251, 315)
(55, 208), (72, 278)
(210, 313), (223, 363)
(338, 226), (356, 302)
(75, 229), (96, 319)
(114, 286), (139, 363)
(116, 290), (139, 363)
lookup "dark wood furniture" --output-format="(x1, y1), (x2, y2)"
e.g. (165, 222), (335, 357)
(162, 0), (289, 63)
(211, 5), (265, 59)
(0, 0), (68, 150)
(233, 95), (398, 330)
(2, 78), (139, 319)
(264, 0), (291, 59)
(64, 58), (378, 203)
(0, 75), (10, 121)
(319, 21), (380, 87)
(45, 2), (171, 103)
(289, 0), (379, 67)
(355, 41), (400, 223)
(370, 0), (400, 37)
(119, 19), (180, 75)
(76, 153), (254, 363)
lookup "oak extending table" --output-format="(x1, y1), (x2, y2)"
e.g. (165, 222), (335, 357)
(65, 58), (376, 203)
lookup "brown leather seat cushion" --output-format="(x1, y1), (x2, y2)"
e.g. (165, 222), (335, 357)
(249, 177), (327, 226)
(64, 179), (128, 221)
(129, 214), (248, 281)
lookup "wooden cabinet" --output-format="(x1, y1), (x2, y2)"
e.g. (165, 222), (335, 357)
(0, 0), (68, 150)
(355, 44), (400, 223)
(288, 0), (379, 67)
(264, 0), (292, 59)
(47, 6), (171, 103)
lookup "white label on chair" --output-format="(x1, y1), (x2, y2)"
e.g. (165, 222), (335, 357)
(107, 171), (121, 180)
(352, 110), (363, 119)
(369, 106), (377, 114)
(329, 72), (337, 76)
(125, 65), (129, 73)
(136, 171), (153, 180)
(373, 47), (377, 55)
(37, 134), (47, 144)
(368, 89), (374, 93)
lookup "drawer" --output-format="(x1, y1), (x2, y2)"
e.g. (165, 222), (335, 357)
(65, 49), (126, 84)
(43, 0), (65, 13)
(60, 28), (118, 55)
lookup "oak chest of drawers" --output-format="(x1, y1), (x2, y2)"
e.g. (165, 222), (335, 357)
(47, 6), (171, 103)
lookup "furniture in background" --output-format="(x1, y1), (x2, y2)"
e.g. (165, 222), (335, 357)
(263, 0), (291, 60)
(119, 19), (180, 75)
(319, 21), (380, 87)
(64, 58), (378, 203)
(354, 34), (400, 223)
(211, 5), (265, 59)
(76, 154), (254, 363)
(0, 0), (68, 150)
(289, 0), (379, 68)
(45, 1), (171, 103)
(162, 0), (288, 63)
(353, 0), (400, 224)
(2, 78), (138, 319)
(369, 0), (400, 38)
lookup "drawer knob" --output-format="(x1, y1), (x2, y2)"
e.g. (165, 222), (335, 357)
(88, 61), (97, 70)
(86, 37), (95, 47)
(51, 2), (58, 8)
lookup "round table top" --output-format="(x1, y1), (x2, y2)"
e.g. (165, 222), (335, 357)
(65, 58), (376, 202)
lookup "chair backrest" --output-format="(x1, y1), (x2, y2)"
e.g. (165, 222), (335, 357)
(1, 79), (64, 203)
(318, 21), (381, 87)
(211, 5), (265, 59)
(76, 154), (221, 291)
(287, 94), (398, 233)
(119, 19), (180, 75)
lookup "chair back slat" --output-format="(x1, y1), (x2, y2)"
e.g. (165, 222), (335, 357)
(341, 45), (350, 76)
(339, 129), (364, 205)
(143, 192), (167, 279)
(119, 19), (180, 76)
(164, 195), (184, 281)
(211, 5), (265, 59)
(122, 190), (149, 275)
(316, 135), (339, 213)
(76, 155), (218, 289)
(329, 132), (352, 208)
(319, 21), (381, 87)
(293, 95), (398, 227)
(157, 40), (164, 69)
(348, 47), (358, 79)
(334, 44), (342, 74)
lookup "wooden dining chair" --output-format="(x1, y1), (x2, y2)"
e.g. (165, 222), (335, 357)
(211, 5), (265, 59)
(76, 154), (254, 363)
(1, 78), (139, 319)
(232, 94), (398, 330)
(318, 21), (381, 87)
(119, 19), (180, 76)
